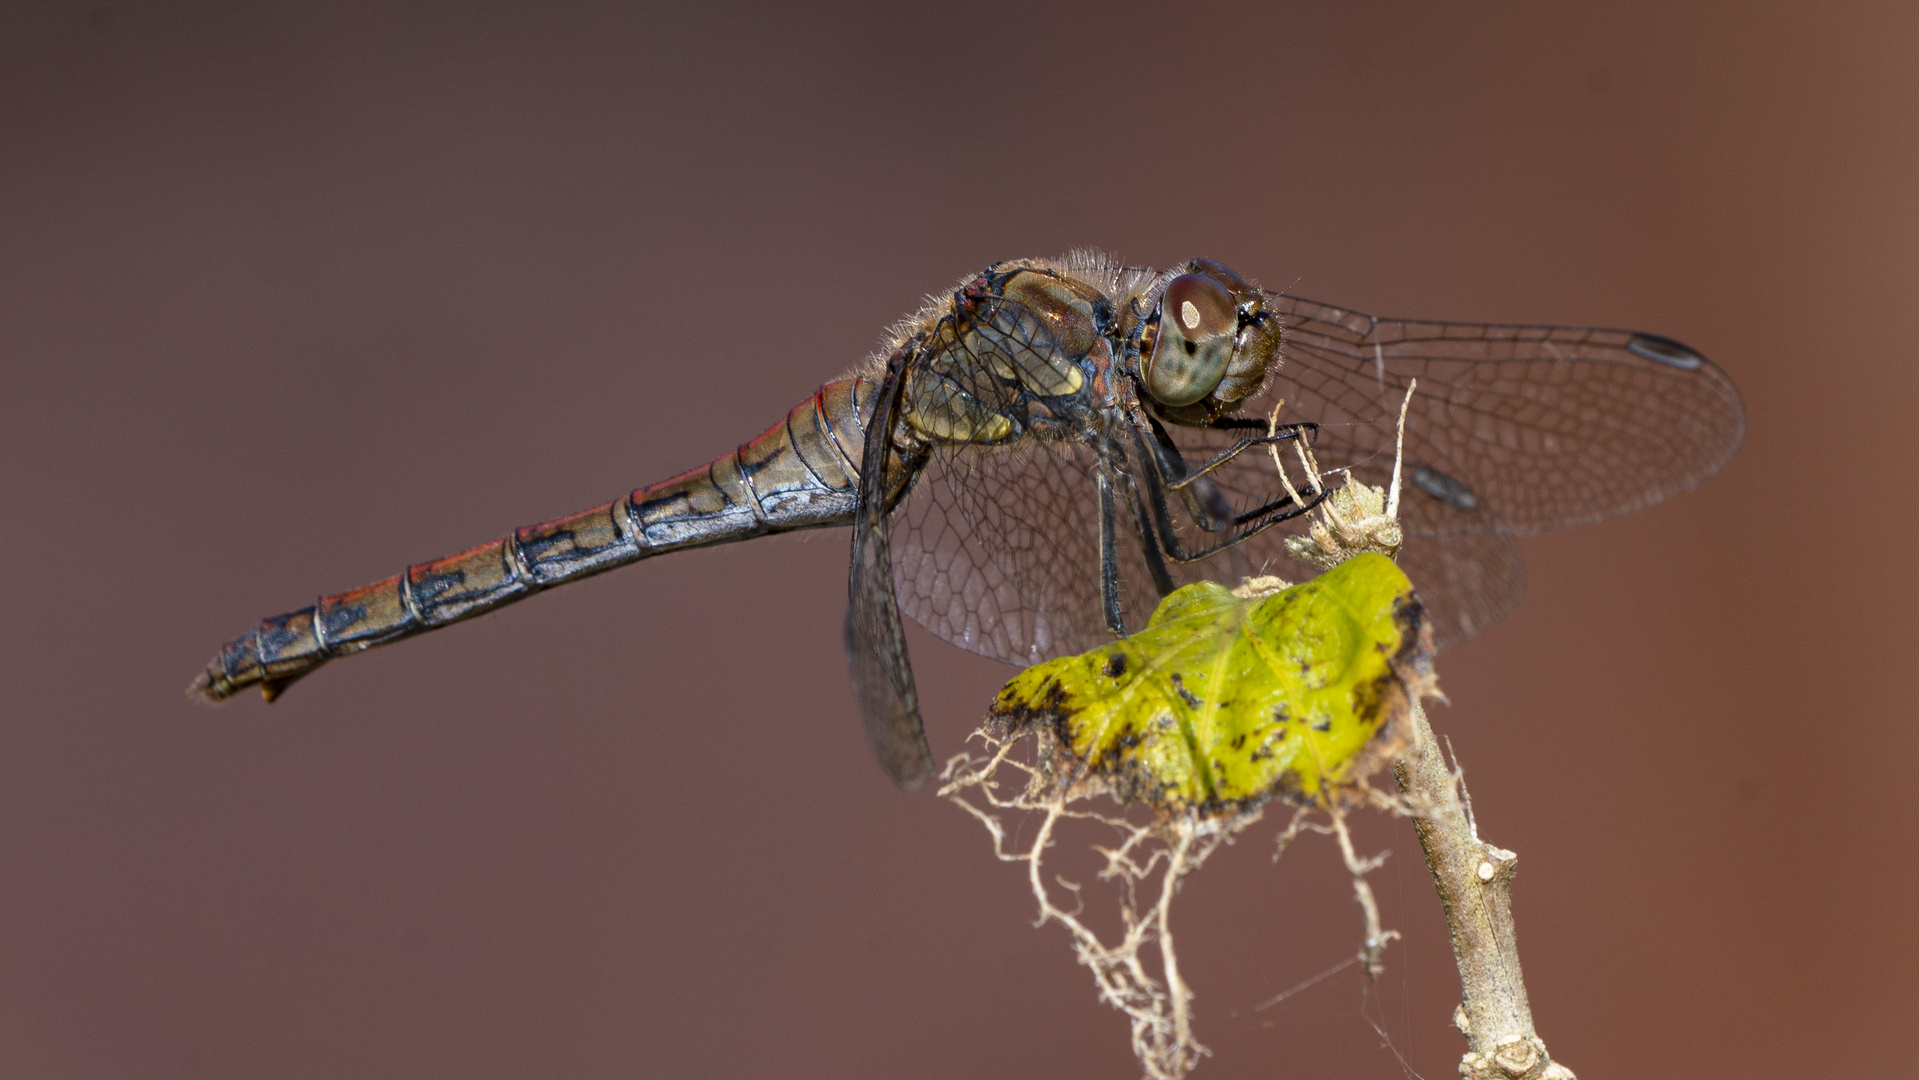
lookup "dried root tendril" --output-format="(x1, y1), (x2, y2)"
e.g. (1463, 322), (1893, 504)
(940, 733), (1262, 1080)
(1270, 789), (1409, 981)
(942, 734), (1414, 1079)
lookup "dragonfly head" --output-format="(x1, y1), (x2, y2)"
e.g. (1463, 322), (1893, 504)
(1141, 258), (1278, 410)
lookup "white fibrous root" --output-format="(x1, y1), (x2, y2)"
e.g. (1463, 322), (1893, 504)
(1270, 793), (1406, 983)
(942, 733), (1410, 1080)
(939, 734), (1260, 1080)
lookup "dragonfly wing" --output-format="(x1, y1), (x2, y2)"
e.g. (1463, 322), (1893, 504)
(1145, 293), (1742, 648)
(891, 437), (1145, 667)
(1256, 293), (1746, 536)
(845, 356), (934, 790)
(1392, 532), (1525, 651)
(895, 427), (1527, 660)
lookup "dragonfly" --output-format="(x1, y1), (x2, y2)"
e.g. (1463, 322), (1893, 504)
(193, 253), (1745, 790)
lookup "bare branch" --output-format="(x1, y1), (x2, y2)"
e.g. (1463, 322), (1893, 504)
(1392, 703), (1576, 1080)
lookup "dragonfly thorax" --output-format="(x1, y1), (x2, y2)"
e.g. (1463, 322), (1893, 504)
(898, 265), (1115, 447)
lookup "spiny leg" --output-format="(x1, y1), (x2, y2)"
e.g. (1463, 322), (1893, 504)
(1117, 466), (1176, 599)
(1139, 412), (1315, 532)
(1096, 463), (1127, 636)
(1161, 424), (1318, 492)
(1130, 425), (1330, 564)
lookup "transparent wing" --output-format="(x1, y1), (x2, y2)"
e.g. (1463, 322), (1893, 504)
(845, 357), (934, 791)
(1392, 532), (1525, 650)
(1146, 293), (1744, 648)
(892, 432), (1523, 657)
(890, 435), (1193, 667)
(1256, 293), (1746, 536)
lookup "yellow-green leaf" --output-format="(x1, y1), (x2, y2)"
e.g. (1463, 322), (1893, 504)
(987, 553), (1432, 812)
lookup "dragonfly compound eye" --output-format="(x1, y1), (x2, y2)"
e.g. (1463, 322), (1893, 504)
(1189, 257), (1248, 289)
(1144, 273), (1238, 406)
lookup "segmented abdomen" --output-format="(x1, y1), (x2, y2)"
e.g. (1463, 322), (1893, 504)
(193, 377), (879, 702)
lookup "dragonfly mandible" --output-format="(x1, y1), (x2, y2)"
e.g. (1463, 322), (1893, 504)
(193, 253), (1745, 790)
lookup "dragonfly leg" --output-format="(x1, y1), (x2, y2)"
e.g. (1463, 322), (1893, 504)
(1130, 426), (1330, 564)
(1137, 412), (1314, 532)
(1135, 419), (1321, 539)
(1116, 467), (1176, 599)
(1161, 489), (1329, 563)
(1161, 423), (1318, 492)
(1202, 415), (1296, 433)
(1096, 464), (1128, 636)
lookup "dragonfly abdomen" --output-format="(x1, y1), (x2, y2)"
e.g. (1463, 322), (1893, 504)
(193, 377), (879, 702)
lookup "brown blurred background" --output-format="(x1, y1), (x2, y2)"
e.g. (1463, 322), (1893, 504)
(2, 1), (1914, 1077)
